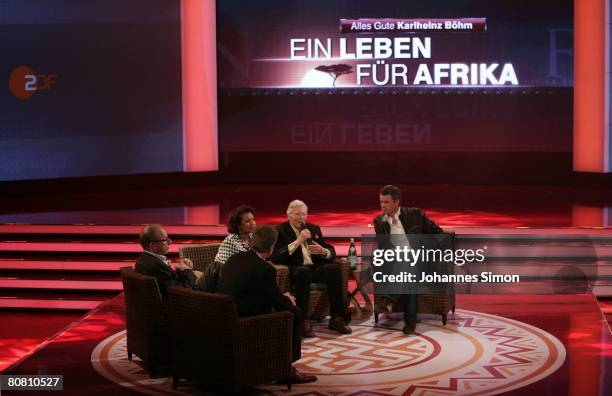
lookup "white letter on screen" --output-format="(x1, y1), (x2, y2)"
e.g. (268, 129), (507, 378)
(291, 39), (306, 59)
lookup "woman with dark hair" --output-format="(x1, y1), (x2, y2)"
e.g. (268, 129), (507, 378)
(214, 205), (256, 264)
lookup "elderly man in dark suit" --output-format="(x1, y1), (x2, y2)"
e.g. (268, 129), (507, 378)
(218, 225), (316, 384)
(135, 224), (197, 300)
(271, 200), (351, 337)
(373, 185), (444, 335)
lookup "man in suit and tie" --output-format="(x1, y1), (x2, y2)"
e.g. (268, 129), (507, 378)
(271, 200), (351, 337)
(373, 185), (444, 335)
(218, 225), (317, 384)
(135, 224), (197, 300)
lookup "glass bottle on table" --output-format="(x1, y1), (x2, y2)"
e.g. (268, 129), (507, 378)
(348, 237), (357, 269)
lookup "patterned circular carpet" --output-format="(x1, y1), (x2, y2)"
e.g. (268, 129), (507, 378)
(91, 309), (565, 395)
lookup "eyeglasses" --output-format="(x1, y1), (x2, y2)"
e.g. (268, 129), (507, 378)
(152, 238), (172, 244)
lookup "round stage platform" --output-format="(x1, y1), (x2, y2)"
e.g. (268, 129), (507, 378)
(92, 309), (565, 395)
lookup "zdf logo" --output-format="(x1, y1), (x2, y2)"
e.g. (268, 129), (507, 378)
(9, 65), (57, 100)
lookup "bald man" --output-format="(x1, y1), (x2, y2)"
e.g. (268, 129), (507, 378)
(135, 224), (197, 300)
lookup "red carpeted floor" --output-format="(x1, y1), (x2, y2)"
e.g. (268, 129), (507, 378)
(0, 311), (83, 372)
(1, 293), (610, 395)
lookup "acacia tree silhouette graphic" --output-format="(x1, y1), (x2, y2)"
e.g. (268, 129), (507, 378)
(315, 64), (353, 87)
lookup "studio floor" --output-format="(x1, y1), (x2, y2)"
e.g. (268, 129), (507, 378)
(2, 293), (610, 396)
(1, 183), (611, 394)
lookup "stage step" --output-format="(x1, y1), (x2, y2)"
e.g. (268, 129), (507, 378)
(0, 289), (117, 311)
(0, 241), (218, 255)
(0, 298), (103, 310)
(0, 224), (371, 239)
(0, 235), (216, 244)
(3, 241), (610, 259)
(0, 224), (230, 237)
(0, 242), (160, 254)
(0, 259), (133, 271)
(0, 289), (117, 300)
(0, 270), (119, 279)
(0, 279), (122, 291)
(0, 270), (121, 308)
(0, 245), (125, 310)
(0, 241), (354, 256)
(0, 224), (611, 316)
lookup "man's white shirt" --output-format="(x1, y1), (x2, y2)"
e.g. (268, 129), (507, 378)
(383, 209), (411, 249)
(288, 224), (332, 265)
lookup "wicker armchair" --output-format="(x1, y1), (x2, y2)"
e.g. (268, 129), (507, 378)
(373, 232), (456, 326)
(179, 243), (221, 272)
(180, 243), (348, 318)
(374, 293), (456, 325)
(181, 244), (287, 289)
(272, 258), (350, 319)
(270, 262), (290, 292)
(167, 286), (293, 391)
(120, 267), (170, 376)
